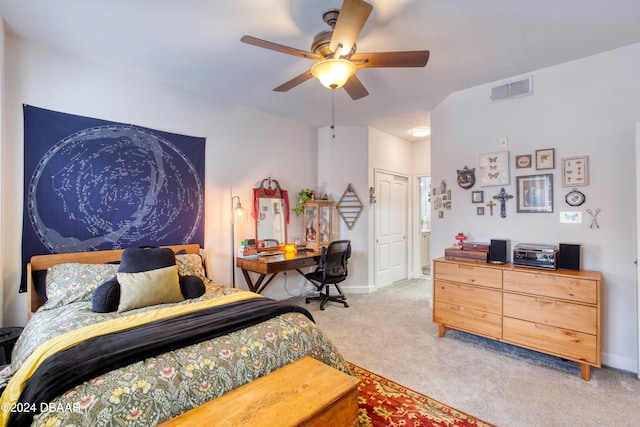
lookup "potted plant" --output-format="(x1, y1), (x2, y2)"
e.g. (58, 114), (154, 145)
(293, 188), (315, 216)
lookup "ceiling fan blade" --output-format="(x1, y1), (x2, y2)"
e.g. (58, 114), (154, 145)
(343, 74), (369, 100)
(273, 70), (314, 92)
(330, 0), (373, 57)
(351, 50), (430, 68)
(241, 35), (323, 61)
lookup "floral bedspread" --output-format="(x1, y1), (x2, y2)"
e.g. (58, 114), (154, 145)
(7, 281), (348, 426)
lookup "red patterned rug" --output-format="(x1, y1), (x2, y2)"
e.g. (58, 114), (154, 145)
(347, 362), (495, 427)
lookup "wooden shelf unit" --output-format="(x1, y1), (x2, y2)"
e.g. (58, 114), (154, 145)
(433, 257), (601, 380)
(303, 200), (334, 251)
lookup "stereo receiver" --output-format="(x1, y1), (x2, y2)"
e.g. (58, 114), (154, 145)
(513, 243), (557, 270)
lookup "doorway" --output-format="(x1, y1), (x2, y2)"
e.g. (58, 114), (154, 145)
(374, 169), (408, 288)
(418, 176), (432, 276)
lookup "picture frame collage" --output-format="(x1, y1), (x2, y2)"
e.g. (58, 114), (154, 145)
(465, 148), (589, 216)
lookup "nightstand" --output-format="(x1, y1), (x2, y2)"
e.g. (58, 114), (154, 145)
(0, 327), (23, 364)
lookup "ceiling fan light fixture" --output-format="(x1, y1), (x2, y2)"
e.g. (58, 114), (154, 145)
(411, 127), (431, 137)
(311, 59), (356, 89)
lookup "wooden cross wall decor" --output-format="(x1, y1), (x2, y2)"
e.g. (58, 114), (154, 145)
(492, 187), (513, 218)
(486, 200), (496, 216)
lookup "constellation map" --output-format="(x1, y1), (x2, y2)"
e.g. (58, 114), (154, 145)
(22, 106), (205, 290)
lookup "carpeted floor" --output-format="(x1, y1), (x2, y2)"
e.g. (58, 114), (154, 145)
(289, 279), (640, 427)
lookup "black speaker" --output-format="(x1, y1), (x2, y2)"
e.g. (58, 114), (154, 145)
(489, 239), (509, 264)
(558, 243), (581, 271)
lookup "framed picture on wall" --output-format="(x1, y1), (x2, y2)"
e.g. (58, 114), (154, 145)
(561, 155), (588, 186)
(516, 174), (554, 213)
(515, 154), (532, 169)
(535, 148), (555, 170)
(479, 151), (509, 186)
(472, 190), (484, 203)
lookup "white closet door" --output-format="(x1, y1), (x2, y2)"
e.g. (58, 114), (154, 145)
(374, 170), (408, 288)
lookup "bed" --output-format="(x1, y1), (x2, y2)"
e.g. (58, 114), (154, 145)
(0, 244), (349, 426)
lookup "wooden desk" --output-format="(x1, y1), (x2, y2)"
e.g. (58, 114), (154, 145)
(237, 250), (321, 294)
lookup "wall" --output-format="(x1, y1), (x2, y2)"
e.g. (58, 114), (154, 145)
(0, 19), (4, 327)
(317, 126), (423, 293)
(317, 126), (370, 293)
(411, 138), (431, 278)
(1, 34), (318, 326)
(431, 42), (640, 372)
(412, 138), (431, 177)
(368, 128), (414, 285)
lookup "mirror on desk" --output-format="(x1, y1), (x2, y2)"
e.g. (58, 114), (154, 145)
(254, 177), (288, 250)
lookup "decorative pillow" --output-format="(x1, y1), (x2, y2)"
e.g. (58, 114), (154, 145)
(117, 265), (184, 313)
(32, 270), (49, 303)
(91, 278), (121, 313)
(176, 254), (207, 280)
(43, 263), (119, 310)
(179, 275), (206, 299)
(118, 247), (176, 273)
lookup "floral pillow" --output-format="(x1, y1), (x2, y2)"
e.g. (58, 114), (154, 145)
(43, 263), (119, 311)
(176, 254), (207, 280)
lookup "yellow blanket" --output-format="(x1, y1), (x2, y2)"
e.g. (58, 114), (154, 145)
(0, 292), (260, 426)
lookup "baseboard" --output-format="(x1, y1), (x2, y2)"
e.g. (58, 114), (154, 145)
(601, 351), (638, 375)
(340, 284), (375, 294)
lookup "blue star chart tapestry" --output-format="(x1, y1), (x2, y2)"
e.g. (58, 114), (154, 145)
(21, 105), (205, 291)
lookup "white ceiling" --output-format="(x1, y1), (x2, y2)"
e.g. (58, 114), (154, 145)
(2, 0), (640, 141)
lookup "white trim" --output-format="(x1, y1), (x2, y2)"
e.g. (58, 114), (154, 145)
(636, 121), (640, 379)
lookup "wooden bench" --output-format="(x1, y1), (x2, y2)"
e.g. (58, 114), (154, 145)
(159, 356), (359, 427)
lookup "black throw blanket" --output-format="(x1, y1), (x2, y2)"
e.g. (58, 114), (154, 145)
(11, 298), (313, 427)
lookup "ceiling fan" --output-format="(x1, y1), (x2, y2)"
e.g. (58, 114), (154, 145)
(240, 0), (430, 100)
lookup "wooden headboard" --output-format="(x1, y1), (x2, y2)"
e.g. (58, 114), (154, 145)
(27, 244), (202, 318)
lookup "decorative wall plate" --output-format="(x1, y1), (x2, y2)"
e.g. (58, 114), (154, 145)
(565, 188), (585, 206)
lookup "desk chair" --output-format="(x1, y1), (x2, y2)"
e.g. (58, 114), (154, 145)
(304, 240), (351, 310)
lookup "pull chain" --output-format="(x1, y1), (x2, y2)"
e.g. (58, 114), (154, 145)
(331, 88), (336, 139)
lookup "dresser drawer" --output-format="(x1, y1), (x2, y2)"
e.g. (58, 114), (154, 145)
(503, 270), (597, 304)
(434, 261), (502, 289)
(434, 280), (502, 314)
(503, 317), (598, 365)
(503, 293), (597, 335)
(434, 301), (502, 339)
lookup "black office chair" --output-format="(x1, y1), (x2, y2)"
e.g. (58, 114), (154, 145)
(304, 240), (351, 310)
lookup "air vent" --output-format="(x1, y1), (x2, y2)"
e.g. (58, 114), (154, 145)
(490, 76), (533, 103)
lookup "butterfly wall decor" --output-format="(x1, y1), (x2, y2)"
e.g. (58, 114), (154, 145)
(479, 151), (509, 186)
